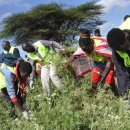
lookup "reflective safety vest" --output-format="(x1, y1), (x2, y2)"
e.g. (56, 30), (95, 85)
(92, 37), (108, 63)
(28, 41), (56, 65)
(0, 65), (16, 89)
(116, 18), (130, 67)
(0, 46), (18, 89)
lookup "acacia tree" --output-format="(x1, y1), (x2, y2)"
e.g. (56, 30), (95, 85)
(0, 2), (104, 44)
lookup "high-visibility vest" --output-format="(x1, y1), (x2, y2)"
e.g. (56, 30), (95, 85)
(28, 41), (56, 65)
(92, 37), (107, 63)
(0, 71), (6, 89)
(0, 65), (16, 89)
(0, 46), (18, 89)
(116, 18), (130, 67)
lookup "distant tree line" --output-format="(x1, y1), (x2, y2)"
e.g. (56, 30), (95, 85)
(0, 2), (104, 45)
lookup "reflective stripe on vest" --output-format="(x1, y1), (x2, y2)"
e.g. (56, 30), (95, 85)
(116, 51), (130, 67)
(9, 47), (15, 54)
(119, 17), (130, 30)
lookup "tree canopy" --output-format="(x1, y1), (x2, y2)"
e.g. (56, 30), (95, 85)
(0, 2), (104, 44)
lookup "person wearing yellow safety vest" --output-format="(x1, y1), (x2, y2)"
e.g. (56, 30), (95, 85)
(79, 35), (119, 96)
(22, 40), (64, 98)
(66, 29), (91, 66)
(2, 41), (20, 58)
(107, 16), (130, 96)
(94, 29), (102, 37)
(0, 61), (32, 119)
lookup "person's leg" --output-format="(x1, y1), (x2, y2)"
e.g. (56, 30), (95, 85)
(91, 67), (102, 92)
(50, 64), (62, 92)
(105, 67), (119, 96)
(1, 88), (17, 119)
(16, 91), (28, 110)
(41, 65), (51, 97)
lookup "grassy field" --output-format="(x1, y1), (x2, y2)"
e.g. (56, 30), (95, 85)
(1, 59), (130, 130)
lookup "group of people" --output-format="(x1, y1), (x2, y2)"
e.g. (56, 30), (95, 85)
(0, 15), (130, 120)
(0, 41), (32, 119)
(0, 39), (65, 120)
(80, 15), (130, 97)
(67, 15), (130, 97)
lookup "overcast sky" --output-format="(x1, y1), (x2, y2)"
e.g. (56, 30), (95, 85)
(0, 0), (130, 54)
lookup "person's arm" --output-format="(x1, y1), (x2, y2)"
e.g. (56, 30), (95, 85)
(97, 57), (112, 88)
(28, 58), (36, 81)
(40, 40), (64, 50)
(51, 41), (64, 50)
(1, 68), (24, 111)
(102, 57), (112, 79)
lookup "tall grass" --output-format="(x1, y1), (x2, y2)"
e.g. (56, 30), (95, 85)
(1, 52), (130, 130)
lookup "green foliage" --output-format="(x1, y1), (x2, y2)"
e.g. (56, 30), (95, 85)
(1, 55), (130, 130)
(0, 2), (104, 44)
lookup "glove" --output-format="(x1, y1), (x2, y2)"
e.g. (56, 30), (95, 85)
(22, 111), (29, 119)
(29, 80), (34, 89)
(97, 67), (110, 88)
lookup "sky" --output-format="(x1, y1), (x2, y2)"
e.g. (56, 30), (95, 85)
(0, 0), (130, 54)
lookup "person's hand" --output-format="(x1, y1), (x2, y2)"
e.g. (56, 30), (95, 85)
(22, 111), (29, 119)
(97, 67), (110, 88)
(29, 80), (34, 89)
